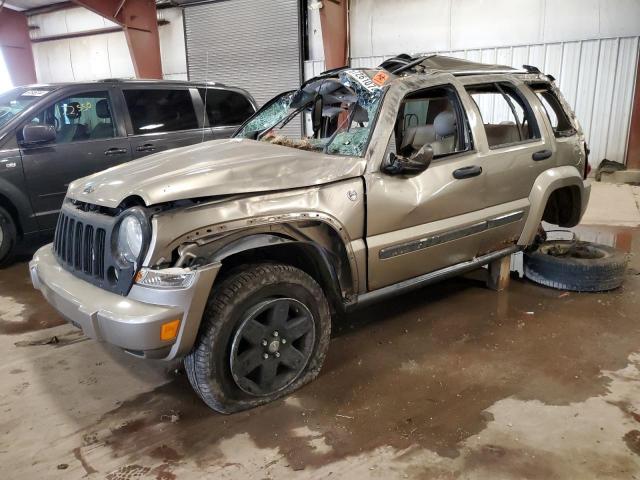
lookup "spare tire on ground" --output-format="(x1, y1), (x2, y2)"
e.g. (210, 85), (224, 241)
(524, 240), (629, 292)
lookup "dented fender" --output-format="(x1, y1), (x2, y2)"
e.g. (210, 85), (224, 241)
(145, 179), (367, 297)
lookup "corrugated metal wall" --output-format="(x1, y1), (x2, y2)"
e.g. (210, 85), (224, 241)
(184, 0), (301, 107)
(306, 36), (639, 169)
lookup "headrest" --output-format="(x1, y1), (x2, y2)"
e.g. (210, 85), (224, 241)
(434, 111), (456, 138)
(65, 101), (81, 119)
(96, 99), (111, 119)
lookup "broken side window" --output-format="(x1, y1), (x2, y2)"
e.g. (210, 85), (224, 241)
(528, 83), (576, 138)
(466, 82), (541, 149)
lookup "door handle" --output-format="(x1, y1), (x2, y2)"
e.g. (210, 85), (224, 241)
(104, 147), (128, 156)
(453, 165), (482, 179)
(532, 149), (552, 161)
(136, 143), (156, 152)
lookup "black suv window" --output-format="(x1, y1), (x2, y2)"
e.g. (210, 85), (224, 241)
(124, 89), (198, 134)
(22, 91), (115, 144)
(466, 83), (540, 148)
(395, 85), (472, 158)
(528, 83), (576, 137)
(198, 88), (255, 127)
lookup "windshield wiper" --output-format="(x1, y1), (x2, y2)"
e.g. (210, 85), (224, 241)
(256, 102), (310, 141)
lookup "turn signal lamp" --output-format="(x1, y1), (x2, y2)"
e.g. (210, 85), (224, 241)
(161, 319), (181, 341)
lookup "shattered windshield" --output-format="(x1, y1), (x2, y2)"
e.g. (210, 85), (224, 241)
(235, 69), (388, 157)
(0, 87), (53, 129)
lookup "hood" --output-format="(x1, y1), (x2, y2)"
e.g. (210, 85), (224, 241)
(67, 138), (366, 208)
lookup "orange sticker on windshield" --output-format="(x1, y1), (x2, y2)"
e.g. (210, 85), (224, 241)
(372, 71), (389, 86)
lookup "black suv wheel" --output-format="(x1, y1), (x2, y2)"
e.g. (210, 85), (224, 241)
(184, 263), (331, 413)
(0, 206), (17, 267)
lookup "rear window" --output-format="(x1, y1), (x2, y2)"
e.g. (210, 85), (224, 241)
(124, 89), (198, 134)
(528, 83), (576, 137)
(198, 88), (255, 127)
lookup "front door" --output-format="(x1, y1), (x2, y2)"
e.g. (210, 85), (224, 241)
(366, 83), (493, 290)
(19, 88), (131, 230)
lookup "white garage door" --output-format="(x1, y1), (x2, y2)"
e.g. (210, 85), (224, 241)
(184, 0), (302, 126)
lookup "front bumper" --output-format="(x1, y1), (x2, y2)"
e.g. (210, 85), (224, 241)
(30, 244), (220, 360)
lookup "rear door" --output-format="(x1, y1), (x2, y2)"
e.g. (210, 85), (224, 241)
(461, 79), (554, 209)
(198, 87), (257, 139)
(19, 87), (130, 230)
(123, 87), (206, 159)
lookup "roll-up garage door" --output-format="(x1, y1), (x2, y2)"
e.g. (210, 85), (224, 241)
(184, 0), (302, 133)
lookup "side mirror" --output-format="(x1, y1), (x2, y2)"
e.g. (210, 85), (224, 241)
(21, 124), (56, 146)
(382, 144), (434, 175)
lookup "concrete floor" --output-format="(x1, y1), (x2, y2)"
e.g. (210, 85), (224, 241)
(2, 183), (640, 479)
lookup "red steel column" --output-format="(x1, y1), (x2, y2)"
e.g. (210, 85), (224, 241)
(627, 55), (640, 169)
(318, 0), (348, 70)
(73, 0), (162, 79)
(0, 8), (37, 86)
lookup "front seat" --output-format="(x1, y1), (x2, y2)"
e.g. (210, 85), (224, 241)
(431, 111), (457, 156)
(400, 124), (436, 151)
(90, 99), (114, 139)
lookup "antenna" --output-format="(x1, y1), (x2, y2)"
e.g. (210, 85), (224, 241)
(201, 50), (209, 143)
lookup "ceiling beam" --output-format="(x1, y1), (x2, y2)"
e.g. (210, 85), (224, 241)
(73, 0), (162, 79)
(318, 0), (348, 70)
(0, 7), (37, 86)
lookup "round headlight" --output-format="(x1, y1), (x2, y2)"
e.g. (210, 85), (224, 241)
(117, 215), (143, 263)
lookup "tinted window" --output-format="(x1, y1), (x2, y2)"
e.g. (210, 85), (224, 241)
(529, 83), (576, 137)
(22, 91), (114, 144)
(467, 83), (540, 148)
(395, 86), (471, 158)
(198, 88), (254, 126)
(124, 89), (198, 134)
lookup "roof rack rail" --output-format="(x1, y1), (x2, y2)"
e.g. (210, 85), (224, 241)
(522, 64), (542, 74)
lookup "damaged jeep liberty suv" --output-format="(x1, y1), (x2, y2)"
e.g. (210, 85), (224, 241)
(30, 55), (590, 413)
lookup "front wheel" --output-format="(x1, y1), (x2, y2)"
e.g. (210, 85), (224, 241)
(0, 206), (17, 267)
(184, 263), (331, 413)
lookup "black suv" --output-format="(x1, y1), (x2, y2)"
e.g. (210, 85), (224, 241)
(0, 79), (257, 264)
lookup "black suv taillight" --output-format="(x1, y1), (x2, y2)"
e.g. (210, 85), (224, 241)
(584, 142), (591, 179)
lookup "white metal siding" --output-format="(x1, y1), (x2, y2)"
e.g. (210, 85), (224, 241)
(306, 36), (639, 169)
(184, 0), (301, 108)
(28, 7), (187, 82)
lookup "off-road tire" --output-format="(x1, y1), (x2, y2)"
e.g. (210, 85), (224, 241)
(184, 263), (331, 413)
(0, 206), (17, 268)
(524, 240), (629, 292)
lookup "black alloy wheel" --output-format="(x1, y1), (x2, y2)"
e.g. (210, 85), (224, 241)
(230, 298), (315, 396)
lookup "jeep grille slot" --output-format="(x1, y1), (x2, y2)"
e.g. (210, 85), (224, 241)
(83, 225), (94, 275)
(95, 228), (106, 278)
